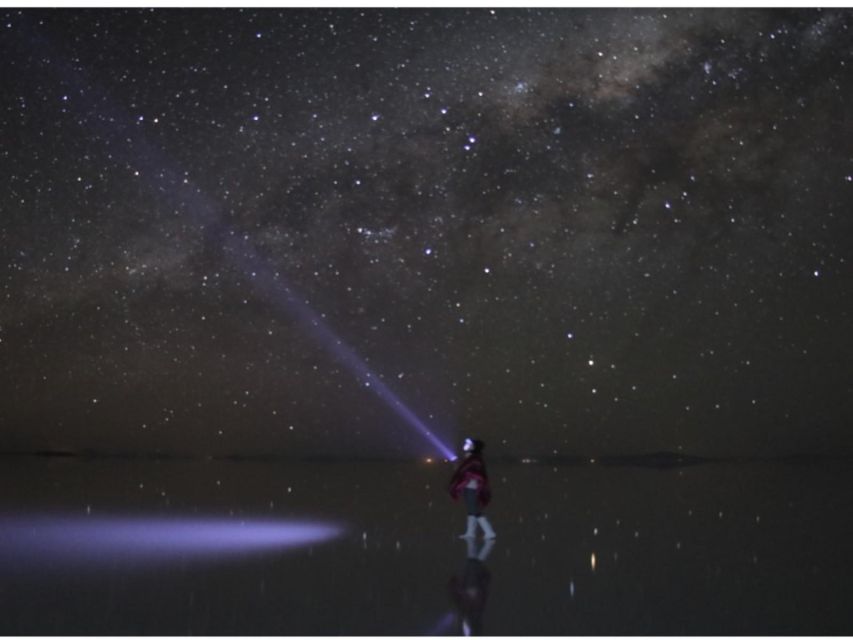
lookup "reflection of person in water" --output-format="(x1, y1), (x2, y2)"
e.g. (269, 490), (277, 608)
(448, 537), (495, 636)
(448, 438), (496, 539)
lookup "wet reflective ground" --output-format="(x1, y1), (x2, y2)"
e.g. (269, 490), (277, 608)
(1, 455), (851, 635)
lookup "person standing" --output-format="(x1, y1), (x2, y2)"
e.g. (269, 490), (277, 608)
(448, 438), (496, 539)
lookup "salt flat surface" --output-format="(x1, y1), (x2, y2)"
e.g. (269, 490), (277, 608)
(1, 456), (851, 634)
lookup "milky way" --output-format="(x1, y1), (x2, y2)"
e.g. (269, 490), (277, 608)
(1, 8), (851, 458)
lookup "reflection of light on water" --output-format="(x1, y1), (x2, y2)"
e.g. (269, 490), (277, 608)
(426, 611), (455, 636)
(0, 513), (345, 567)
(590, 552), (597, 571)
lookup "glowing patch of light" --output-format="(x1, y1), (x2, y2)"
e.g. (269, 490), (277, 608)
(0, 513), (345, 567)
(426, 611), (456, 636)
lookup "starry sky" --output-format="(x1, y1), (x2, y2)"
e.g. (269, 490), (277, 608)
(1, 8), (851, 459)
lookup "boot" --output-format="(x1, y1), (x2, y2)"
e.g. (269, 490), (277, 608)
(459, 515), (477, 539)
(477, 516), (496, 539)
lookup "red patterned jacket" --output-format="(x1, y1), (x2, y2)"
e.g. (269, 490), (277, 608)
(448, 454), (492, 506)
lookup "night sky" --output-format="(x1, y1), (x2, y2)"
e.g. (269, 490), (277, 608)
(1, 8), (851, 459)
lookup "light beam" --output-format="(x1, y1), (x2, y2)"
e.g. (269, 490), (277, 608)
(226, 236), (458, 461)
(16, 21), (458, 461)
(0, 513), (345, 568)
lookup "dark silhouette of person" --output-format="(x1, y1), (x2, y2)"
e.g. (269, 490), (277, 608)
(448, 537), (495, 636)
(448, 437), (496, 539)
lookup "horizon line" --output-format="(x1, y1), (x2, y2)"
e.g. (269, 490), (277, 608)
(2, 448), (852, 467)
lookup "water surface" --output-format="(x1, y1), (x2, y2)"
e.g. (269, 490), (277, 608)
(1, 455), (851, 634)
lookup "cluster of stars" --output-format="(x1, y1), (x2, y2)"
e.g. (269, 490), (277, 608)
(0, 8), (850, 457)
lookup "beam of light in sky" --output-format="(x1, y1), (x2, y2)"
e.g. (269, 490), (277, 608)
(16, 21), (457, 461)
(0, 513), (345, 568)
(226, 236), (458, 461)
